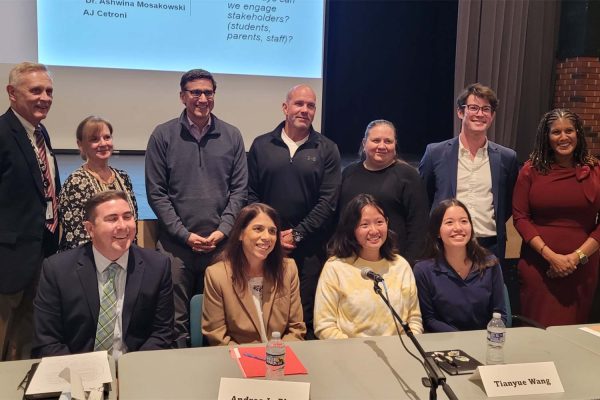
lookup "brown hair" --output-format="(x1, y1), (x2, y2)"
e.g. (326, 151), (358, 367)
(76, 116), (114, 161)
(218, 203), (284, 291)
(456, 83), (498, 112)
(84, 190), (128, 222)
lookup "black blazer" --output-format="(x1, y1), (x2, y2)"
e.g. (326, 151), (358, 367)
(0, 108), (61, 294)
(32, 243), (174, 357)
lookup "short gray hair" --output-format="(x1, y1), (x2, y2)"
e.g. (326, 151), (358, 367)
(8, 62), (50, 86)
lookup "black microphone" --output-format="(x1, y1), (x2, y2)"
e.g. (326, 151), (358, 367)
(360, 267), (384, 283)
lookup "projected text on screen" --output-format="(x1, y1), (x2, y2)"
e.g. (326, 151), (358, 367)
(37, 0), (324, 78)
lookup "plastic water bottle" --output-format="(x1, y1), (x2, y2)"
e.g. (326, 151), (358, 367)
(486, 312), (506, 365)
(265, 331), (285, 380)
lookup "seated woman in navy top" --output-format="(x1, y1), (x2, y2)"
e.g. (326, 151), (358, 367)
(413, 199), (506, 332)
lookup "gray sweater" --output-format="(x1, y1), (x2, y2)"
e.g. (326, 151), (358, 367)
(145, 111), (248, 244)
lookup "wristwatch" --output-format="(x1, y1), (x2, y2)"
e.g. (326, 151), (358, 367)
(292, 230), (304, 244)
(575, 249), (589, 265)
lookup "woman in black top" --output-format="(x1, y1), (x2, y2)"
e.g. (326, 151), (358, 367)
(339, 119), (429, 265)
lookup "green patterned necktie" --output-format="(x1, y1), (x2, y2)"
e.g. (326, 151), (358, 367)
(94, 262), (119, 352)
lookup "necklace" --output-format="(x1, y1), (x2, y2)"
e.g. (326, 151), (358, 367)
(84, 163), (115, 185)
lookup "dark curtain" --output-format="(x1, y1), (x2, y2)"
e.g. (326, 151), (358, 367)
(454, 0), (561, 161)
(323, 1), (458, 158)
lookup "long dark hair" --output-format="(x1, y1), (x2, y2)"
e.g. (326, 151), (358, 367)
(529, 108), (597, 174)
(328, 193), (397, 261)
(423, 199), (495, 273)
(218, 203), (284, 291)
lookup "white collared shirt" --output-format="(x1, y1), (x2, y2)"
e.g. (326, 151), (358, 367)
(12, 108), (56, 184)
(281, 128), (309, 158)
(456, 136), (496, 238)
(248, 277), (268, 343)
(92, 246), (129, 360)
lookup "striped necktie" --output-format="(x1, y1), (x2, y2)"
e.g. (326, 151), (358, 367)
(33, 127), (58, 233)
(94, 263), (120, 352)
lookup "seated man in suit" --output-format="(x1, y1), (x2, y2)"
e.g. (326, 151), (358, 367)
(32, 190), (174, 358)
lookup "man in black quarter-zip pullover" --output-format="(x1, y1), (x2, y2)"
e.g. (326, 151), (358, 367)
(247, 85), (341, 338)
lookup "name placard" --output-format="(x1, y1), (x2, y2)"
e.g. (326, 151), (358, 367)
(217, 377), (310, 400)
(469, 362), (564, 397)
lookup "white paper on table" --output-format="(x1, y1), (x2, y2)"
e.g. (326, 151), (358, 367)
(579, 326), (600, 338)
(57, 367), (85, 399)
(25, 351), (112, 397)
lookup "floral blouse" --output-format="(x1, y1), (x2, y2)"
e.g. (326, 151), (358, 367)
(58, 166), (138, 251)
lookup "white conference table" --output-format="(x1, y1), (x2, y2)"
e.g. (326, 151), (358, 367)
(0, 357), (117, 400)
(119, 327), (600, 400)
(0, 359), (42, 400)
(547, 324), (600, 356)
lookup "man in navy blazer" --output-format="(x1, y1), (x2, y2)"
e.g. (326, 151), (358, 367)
(0, 63), (61, 360)
(32, 191), (174, 358)
(419, 83), (518, 260)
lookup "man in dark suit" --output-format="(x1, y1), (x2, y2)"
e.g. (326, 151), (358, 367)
(419, 83), (518, 260)
(32, 191), (174, 358)
(0, 62), (61, 360)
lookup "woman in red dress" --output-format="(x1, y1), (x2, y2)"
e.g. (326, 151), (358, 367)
(513, 109), (600, 326)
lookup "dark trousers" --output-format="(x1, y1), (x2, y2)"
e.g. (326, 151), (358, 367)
(157, 232), (223, 347)
(477, 236), (498, 259)
(0, 228), (57, 360)
(291, 238), (326, 340)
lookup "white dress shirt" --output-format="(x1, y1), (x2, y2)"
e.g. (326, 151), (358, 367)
(456, 136), (496, 238)
(12, 108), (57, 185)
(248, 277), (268, 343)
(92, 246), (129, 360)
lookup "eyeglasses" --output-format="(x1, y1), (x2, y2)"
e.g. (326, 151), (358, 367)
(462, 104), (493, 115)
(183, 89), (214, 99)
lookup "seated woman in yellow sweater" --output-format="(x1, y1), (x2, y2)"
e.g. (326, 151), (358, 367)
(314, 194), (423, 339)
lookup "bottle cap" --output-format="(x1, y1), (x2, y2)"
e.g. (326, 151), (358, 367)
(272, 331), (281, 339)
(492, 312), (501, 319)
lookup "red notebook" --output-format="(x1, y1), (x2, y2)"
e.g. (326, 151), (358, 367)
(230, 346), (308, 378)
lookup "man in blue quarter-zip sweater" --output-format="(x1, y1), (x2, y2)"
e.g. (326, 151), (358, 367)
(247, 85), (341, 338)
